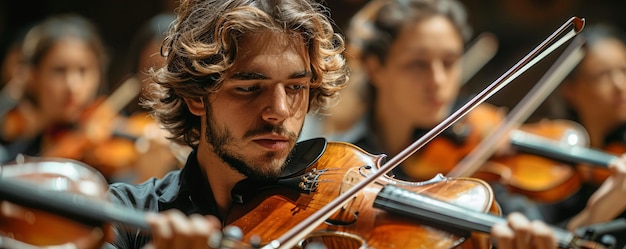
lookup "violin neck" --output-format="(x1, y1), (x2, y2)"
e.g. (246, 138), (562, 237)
(0, 177), (150, 230)
(373, 184), (581, 249)
(509, 130), (618, 167)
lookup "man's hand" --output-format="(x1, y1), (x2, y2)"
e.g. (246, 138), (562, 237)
(143, 210), (222, 249)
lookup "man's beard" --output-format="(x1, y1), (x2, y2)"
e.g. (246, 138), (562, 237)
(203, 99), (299, 181)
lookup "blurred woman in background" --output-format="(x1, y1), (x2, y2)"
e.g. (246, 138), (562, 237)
(553, 23), (626, 246)
(0, 14), (108, 162)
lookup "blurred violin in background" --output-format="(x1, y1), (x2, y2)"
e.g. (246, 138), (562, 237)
(39, 75), (186, 182)
(476, 119), (598, 202)
(40, 76), (144, 180)
(399, 103), (506, 181)
(577, 140), (626, 186)
(401, 104), (619, 203)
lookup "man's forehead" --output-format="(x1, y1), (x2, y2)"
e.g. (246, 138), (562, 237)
(236, 31), (308, 56)
(227, 31), (311, 74)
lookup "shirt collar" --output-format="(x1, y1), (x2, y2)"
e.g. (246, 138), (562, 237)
(159, 149), (220, 216)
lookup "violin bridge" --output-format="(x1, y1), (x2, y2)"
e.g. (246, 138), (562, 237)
(339, 167), (366, 210)
(322, 167), (366, 225)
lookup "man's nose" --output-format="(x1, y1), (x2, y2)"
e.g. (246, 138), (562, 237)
(261, 85), (290, 124)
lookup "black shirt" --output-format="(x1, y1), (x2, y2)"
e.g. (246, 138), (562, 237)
(104, 149), (219, 249)
(102, 138), (326, 249)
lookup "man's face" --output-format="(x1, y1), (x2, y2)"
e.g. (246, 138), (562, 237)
(199, 32), (311, 180)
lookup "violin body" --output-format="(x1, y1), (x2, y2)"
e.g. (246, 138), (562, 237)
(36, 76), (161, 181)
(577, 141), (625, 186)
(401, 104), (505, 181)
(41, 107), (177, 181)
(478, 119), (587, 202)
(76, 111), (156, 179)
(0, 157), (111, 248)
(226, 142), (500, 249)
(39, 98), (135, 179)
(400, 103), (594, 203)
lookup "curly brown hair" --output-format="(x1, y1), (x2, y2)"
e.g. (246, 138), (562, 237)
(143, 0), (349, 148)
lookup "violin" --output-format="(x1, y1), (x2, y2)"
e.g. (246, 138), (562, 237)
(399, 103), (506, 181)
(0, 140), (607, 249)
(0, 156), (112, 248)
(576, 140), (626, 186)
(76, 111), (160, 179)
(40, 76), (148, 180)
(398, 103), (586, 202)
(477, 119), (594, 202)
(443, 29), (624, 203)
(41, 76), (185, 182)
(504, 125), (621, 189)
(0, 156), (188, 249)
(227, 139), (499, 249)
(440, 30), (609, 203)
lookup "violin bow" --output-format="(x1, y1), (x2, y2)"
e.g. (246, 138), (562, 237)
(101, 76), (141, 116)
(263, 16), (586, 249)
(446, 31), (586, 178)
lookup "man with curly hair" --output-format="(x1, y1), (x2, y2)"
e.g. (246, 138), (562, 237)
(106, 1), (348, 248)
(103, 0), (559, 248)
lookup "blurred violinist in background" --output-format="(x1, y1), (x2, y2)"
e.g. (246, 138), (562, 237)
(88, 13), (190, 182)
(331, 0), (515, 191)
(549, 23), (626, 244)
(0, 14), (108, 164)
(328, 0), (574, 228)
(328, 0), (626, 245)
(0, 13), (188, 184)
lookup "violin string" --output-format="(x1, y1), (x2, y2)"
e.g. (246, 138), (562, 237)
(264, 17), (586, 249)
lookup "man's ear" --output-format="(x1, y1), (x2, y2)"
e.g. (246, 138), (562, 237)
(185, 97), (205, 116)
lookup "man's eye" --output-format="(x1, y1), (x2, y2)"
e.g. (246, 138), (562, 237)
(290, 84), (308, 91)
(236, 86), (260, 93)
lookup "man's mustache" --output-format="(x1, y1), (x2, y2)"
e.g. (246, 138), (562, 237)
(243, 124), (298, 140)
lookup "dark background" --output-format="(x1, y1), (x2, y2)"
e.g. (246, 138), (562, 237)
(1, 0), (626, 119)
